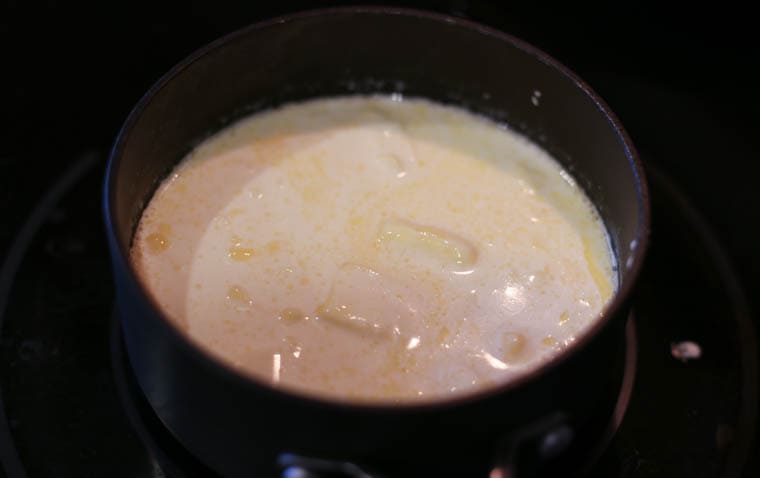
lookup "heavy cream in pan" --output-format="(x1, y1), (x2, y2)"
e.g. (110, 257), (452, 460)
(131, 96), (617, 403)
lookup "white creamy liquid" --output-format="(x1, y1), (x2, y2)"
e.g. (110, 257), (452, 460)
(131, 96), (617, 403)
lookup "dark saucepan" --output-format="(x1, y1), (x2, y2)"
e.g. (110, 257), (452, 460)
(103, 7), (649, 477)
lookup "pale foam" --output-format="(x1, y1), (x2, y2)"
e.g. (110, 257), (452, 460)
(131, 96), (617, 403)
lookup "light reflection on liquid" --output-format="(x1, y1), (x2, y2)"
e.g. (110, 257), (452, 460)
(272, 353), (281, 383)
(451, 269), (475, 276)
(497, 284), (527, 315)
(479, 350), (509, 370)
(407, 336), (421, 350)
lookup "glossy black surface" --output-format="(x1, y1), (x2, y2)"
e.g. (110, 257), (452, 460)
(1, 1), (758, 477)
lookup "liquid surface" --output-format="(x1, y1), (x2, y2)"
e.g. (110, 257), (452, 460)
(131, 96), (617, 403)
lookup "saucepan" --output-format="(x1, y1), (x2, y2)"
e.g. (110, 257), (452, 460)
(103, 7), (649, 477)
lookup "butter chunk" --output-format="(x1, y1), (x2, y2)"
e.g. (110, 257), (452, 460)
(316, 263), (427, 338)
(377, 218), (478, 268)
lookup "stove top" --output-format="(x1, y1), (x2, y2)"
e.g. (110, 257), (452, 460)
(1, 2), (758, 476)
(0, 150), (755, 476)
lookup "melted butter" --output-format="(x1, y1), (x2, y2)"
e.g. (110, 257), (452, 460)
(542, 336), (559, 347)
(279, 307), (304, 323)
(146, 233), (169, 253)
(131, 96), (617, 403)
(502, 333), (526, 362)
(265, 241), (281, 254)
(226, 285), (253, 313)
(582, 234), (614, 302)
(229, 238), (256, 261)
(226, 285), (250, 303)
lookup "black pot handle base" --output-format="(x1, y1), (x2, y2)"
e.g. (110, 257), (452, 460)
(278, 452), (381, 478)
(491, 412), (574, 478)
(276, 412), (572, 478)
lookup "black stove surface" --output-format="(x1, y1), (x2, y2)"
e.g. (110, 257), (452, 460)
(1, 2), (758, 477)
(0, 149), (755, 477)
